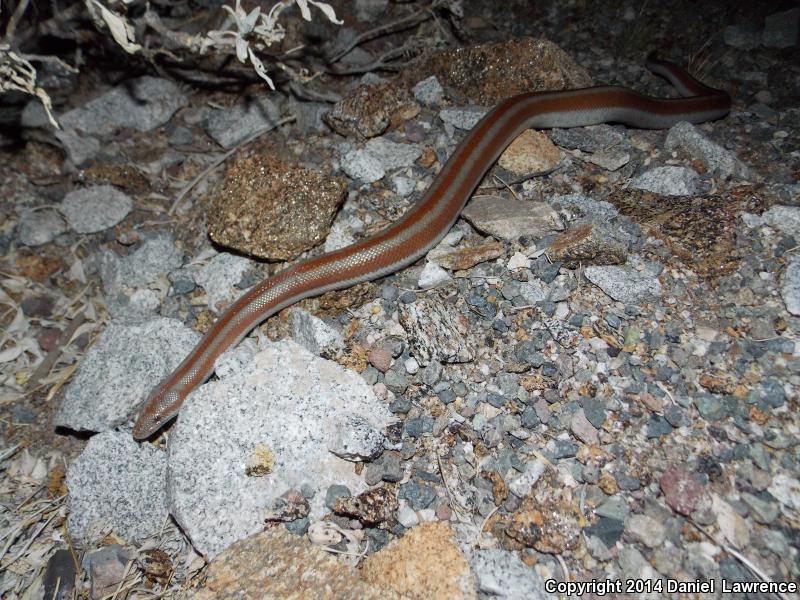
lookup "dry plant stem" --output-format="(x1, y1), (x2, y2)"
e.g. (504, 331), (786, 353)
(288, 80), (341, 103)
(4, 0), (32, 40)
(328, 1), (437, 63)
(168, 114), (296, 215)
(329, 44), (422, 75)
(691, 523), (790, 600)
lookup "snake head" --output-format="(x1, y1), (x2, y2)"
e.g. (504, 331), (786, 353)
(132, 385), (181, 440)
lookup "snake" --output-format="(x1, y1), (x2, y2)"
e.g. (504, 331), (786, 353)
(133, 53), (730, 439)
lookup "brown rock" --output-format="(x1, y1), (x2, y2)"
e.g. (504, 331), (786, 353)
(193, 528), (397, 600)
(547, 224), (628, 267)
(333, 486), (398, 527)
(207, 154), (346, 260)
(482, 470), (509, 505)
(324, 81), (420, 139)
(360, 522), (476, 600)
(403, 38), (592, 105)
(429, 241), (504, 271)
(698, 372), (737, 395)
(505, 489), (582, 554)
(498, 130), (561, 176)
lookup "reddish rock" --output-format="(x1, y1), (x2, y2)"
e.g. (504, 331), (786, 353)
(659, 465), (711, 516)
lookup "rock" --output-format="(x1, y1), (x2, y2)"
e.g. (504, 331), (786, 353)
(428, 242), (504, 271)
(570, 408), (599, 445)
(461, 197), (563, 242)
(711, 494), (750, 549)
(762, 7), (800, 48)
(60, 76), (187, 137)
(547, 224), (628, 268)
(333, 486), (398, 526)
(360, 522), (475, 600)
(625, 514), (666, 548)
(55, 318), (200, 433)
(664, 122), (753, 180)
(43, 549), (77, 600)
(768, 473), (800, 521)
(418, 262), (452, 288)
(412, 76), (445, 107)
(207, 154), (347, 260)
(584, 265), (662, 304)
(167, 340), (394, 558)
(659, 465), (711, 516)
(290, 309), (345, 359)
(781, 254), (800, 316)
(194, 253), (255, 312)
(399, 297), (473, 365)
(83, 545), (134, 600)
(60, 185), (132, 234)
(469, 548), (553, 600)
(99, 235), (183, 295)
(17, 210), (67, 246)
(630, 166), (699, 196)
(193, 528), (396, 600)
(66, 432), (167, 544)
(498, 130), (561, 175)
(324, 81), (420, 139)
(205, 96), (281, 148)
(404, 37), (592, 105)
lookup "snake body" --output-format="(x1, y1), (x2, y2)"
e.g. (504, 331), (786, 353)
(133, 54), (730, 439)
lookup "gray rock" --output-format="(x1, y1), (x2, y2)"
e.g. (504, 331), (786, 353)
(596, 495), (629, 521)
(340, 147), (385, 182)
(167, 340), (394, 557)
(469, 549), (553, 600)
(341, 137), (421, 183)
(762, 205), (800, 239)
(66, 432), (167, 544)
(665, 122), (753, 180)
(290, 309), (344, 359)
(60, 186), (132, 234)
(781, 254), (800, 316)
(584, 265), (662, 304)
(364, 137), (422, 170)
(763, 7), (799, 48)
(60, 76), (187, 136)
(195, 253), (256, 312)
(55, 318), (200, 432)
(462, 196), (563, 241)
(740, 492), (779, 524)
(398, 482), (437, 509)
(205, 96), (281, 148)
(413, 76), (445, 107)
(723, 23), (762, 49)
(439, 106), (488, 130)
(625, 513), (666, 548)
(99, 235), (184, 295)
(399, 298), (473, 365)
(17, 210), (67, 246)
(630, 166), (699, 196)
(328, 414), (386, 462)
(54, 128), (101, 166)
(418, 262), (452, 288)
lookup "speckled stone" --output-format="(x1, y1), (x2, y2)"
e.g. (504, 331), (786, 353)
(207, 153), (346, 260)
